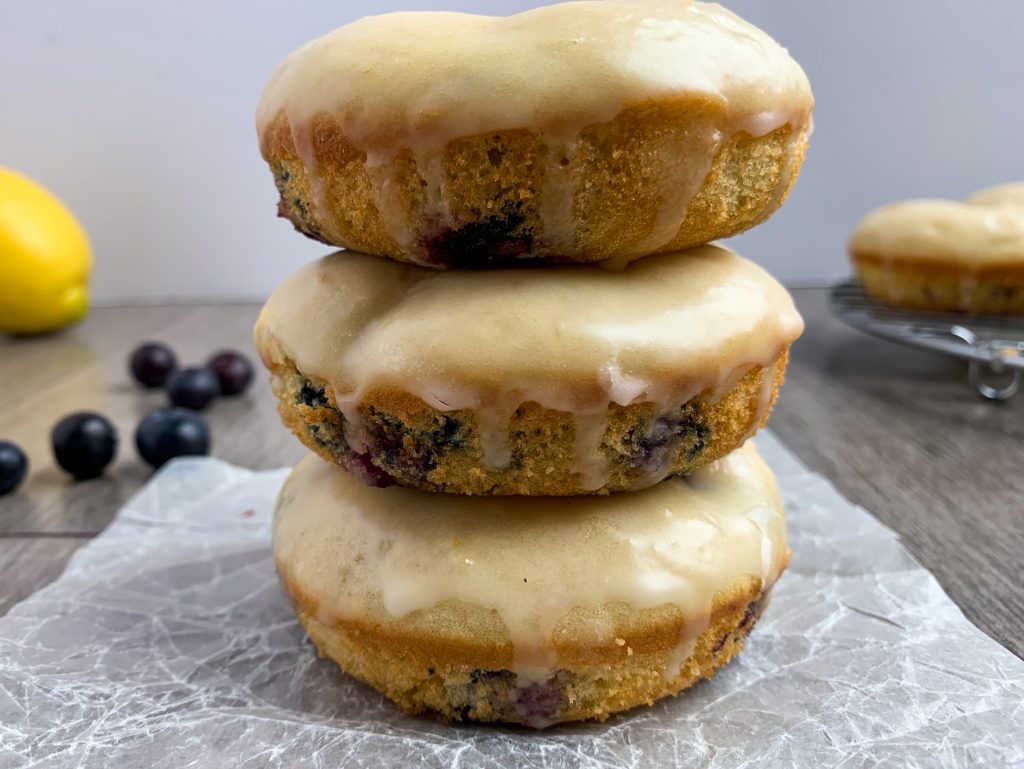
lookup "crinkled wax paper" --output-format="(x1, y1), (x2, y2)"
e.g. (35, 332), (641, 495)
(1, 432), (1022, 768)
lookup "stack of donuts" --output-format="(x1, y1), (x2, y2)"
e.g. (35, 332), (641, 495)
(253, 0), (813, 727)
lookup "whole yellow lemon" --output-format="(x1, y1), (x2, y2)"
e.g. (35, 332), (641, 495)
(0, 168), (92, 334)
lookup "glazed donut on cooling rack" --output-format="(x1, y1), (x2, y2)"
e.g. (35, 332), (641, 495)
(850, 200), (1024, 315)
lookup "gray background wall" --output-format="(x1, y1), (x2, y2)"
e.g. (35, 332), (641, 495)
(3, 1), (1023, 300)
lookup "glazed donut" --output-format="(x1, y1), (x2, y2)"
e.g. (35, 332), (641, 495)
(256, 0), (814, 268)
(273, 442), (789, 727)
(850, 199), (1024, 315)
(967, 182), (1024, 209)
(254, 246), (803, 496)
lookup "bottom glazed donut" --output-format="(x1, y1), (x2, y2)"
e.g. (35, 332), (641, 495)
(273, 442), (789, 727)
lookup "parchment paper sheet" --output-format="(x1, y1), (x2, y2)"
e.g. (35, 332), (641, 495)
(1, 432), (1022, 768)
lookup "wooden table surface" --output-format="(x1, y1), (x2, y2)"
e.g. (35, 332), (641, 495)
(1, 289), (1021, 658)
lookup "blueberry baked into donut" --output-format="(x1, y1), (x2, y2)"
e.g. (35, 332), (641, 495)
(254, 246), (803, 496)
(255, 0), (814, 268)
(273, 442), (789, 727)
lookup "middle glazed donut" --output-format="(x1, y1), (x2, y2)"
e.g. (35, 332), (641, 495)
(254, 246), (804, 495)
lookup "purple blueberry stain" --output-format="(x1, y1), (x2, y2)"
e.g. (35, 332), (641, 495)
(274, 180), (331, 245)
(627, 408), (710, 472)
(740, 593), (769, 631)
(365, 406), (469, 480)
(345, 452), (397, 488)
(713, 593), (771, 655)
(459, 669), (566, 727)
(421, 200), (535, 268)
(292, 372), (472, 488)
(712, 633), (729, 655)
(514, 683), (567, 728)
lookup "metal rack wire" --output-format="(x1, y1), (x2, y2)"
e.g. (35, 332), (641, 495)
(828, 280), (1024, 401)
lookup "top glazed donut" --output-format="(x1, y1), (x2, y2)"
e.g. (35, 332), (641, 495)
(256, 0), (814, 268)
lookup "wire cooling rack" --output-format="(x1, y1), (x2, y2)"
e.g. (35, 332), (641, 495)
(828, 280), (1024, 401)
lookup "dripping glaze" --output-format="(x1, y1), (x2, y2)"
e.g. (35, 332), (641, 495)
(273, 441), (788, 682)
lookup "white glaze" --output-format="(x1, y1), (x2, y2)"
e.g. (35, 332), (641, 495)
(570, 410), (610, 492)
(254, 246), (804, 475)
(966, 182), (1024, 210)
(850, 199), (1024, 267)
(256, 0), (814, 260)
(663, 637), (700, 684)
(257, 1), (812, 152)
(273, 442), (788, 681)
(476, 405), (515, 470)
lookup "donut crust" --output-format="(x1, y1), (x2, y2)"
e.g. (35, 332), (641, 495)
(260, 345), (789, 496)
(853, 252), (1024, 315)
(260, 102), (808, 267)
(280, 567), (781, 726)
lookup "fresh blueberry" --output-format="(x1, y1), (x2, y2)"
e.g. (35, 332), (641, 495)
(206, 350), (254, 396)
(129, 342), (178, 388)
(135, 408), (211, 469)
(0, 441), (28, 495)
(51, 412), (118, 480)
(167, 367), (220, 410)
